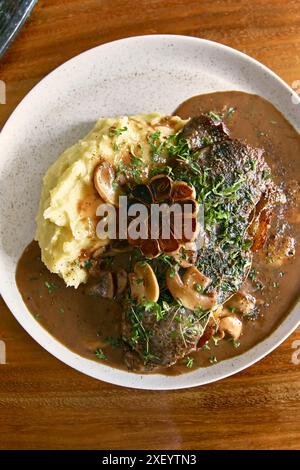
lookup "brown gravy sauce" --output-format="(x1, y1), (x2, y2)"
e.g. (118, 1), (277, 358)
(16, 91), (300, 374)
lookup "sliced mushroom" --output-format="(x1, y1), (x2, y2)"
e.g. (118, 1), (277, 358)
(85, 271), (114, 299)
(226, 292), (256, 316)
(182, 266), (211, 290)
(94, 161), (119, 206)
(217, 310), (243, 340)
(166, 266), (217, 311)
(129, 262), (159, 303)
(115, 268), (128, 296)
(86, 268), (128, 298)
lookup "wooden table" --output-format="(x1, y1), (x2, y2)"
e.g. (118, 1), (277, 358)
(1, 0), (300, 450)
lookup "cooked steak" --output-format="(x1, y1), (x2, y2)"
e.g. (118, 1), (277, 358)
(122, 115), (282, 370)
(181, 114), (229, 149)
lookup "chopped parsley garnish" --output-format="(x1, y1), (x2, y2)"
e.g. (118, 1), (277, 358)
(194, 283), (204, 293)
(148, 130), (162, 158)
(95, 348), (107, 360)
(200, 342), (211, 351)
(262, 168), (272, 180)
(255, 281), (264, 292)
(142, 300), (167, 322)
(209, 355), (218, 364)
(44, 281), (57, 294)
(248, 268), (264, 291)
(185, 356), (194, 368)
(229, 338), (240, 349)
(248, 268), (257, 282)
(149, 165), (174, 178)
(126, 302), (152, 359)
(257, 131), (266, 137)
(130, 143), (143, 160)
(109, 126), (128, 137)
(225, 107), (236, 119)
(112, 180), (120, 191)
(228, 306), (237, 313)
(249, 158), (257, 171)
(206, 111), (222, 121)
(131, 155), (144, 167)
(104, 337), (121, 348)
(101, 255), (114, 269)
(115, 144), (146, 184)
(83, 259), (93, 269)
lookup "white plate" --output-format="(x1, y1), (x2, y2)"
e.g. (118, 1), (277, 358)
(0, 35), (299, 390)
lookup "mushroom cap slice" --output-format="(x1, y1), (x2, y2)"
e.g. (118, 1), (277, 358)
(218, 313), (242, 340)
(94, 161), (119, 206)
(85, 271), (114, 299)
(129, 262), (159, 304)
(166, 267), (216, 311)
(182, 266), (211, 290)
(226, 292), (256, 316)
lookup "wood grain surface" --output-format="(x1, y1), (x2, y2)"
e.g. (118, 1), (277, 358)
(1, 0), (300, 450)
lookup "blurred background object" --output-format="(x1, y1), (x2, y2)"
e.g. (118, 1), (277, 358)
(0, 0), (38, 58)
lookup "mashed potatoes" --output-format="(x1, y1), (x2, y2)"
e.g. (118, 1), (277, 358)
(35, 113), (186, 287)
